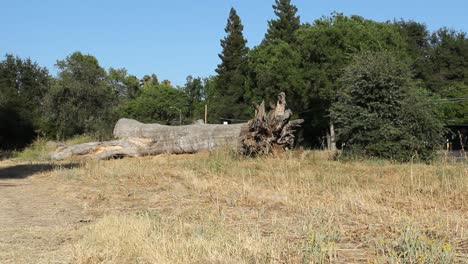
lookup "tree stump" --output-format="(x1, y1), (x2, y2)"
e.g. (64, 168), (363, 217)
(239, 92), (303, 156)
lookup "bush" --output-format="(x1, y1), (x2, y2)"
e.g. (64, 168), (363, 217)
(332, 51), (444, 161)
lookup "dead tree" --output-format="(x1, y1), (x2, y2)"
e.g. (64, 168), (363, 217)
(239, 92), (303, 156)
(50, 92), (303, 160)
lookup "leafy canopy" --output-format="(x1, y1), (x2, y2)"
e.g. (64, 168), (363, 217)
(0, 54), (50, 149)
(42, 52), (117, 139)
(332, 51), (444, 161)
(119, 83), (189, 125)
(249, 40), (303, 111)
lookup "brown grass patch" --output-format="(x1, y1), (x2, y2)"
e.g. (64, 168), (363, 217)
(2, 150), (467, 263)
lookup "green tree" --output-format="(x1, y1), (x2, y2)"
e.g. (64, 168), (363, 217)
(249, 40), (303, 111)
(202, 76), (220, 123)
(422, 28), (468, 92)
(184, 75), (205, 120)
(393, 20), (431, 80)
(42, 52), (116, 139)
(332, 52), (444, 161)
(161, 80), (172, 86)
(142, 74), (159, 89)
(249, 0), (301, 108)
(296, 14), (408, 147)
(264, 0), (300, 44)
(437, 82), (468, 124)
(0, 54), (50, 149)
(213, 7), (250, 122)
(119, 83), (189, 124)
(395, 23), (468, 126)
(108, 67), (140, 100)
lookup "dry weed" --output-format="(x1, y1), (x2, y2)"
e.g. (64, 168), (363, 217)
(11, 149), (467, 263)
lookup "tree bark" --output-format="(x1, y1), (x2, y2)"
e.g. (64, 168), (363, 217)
(329, 121), (337, 151)
(50, 120), (246, 160)
(50, 93), (303, 160)
(239, 92), (303, 156)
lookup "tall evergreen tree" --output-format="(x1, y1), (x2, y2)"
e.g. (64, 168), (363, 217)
(264, 0), (300, 44)
(249, 1), (301, 112)
(214, 8), (250, 121)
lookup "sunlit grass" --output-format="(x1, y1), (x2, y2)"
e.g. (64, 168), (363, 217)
(4, 148), (466, 263)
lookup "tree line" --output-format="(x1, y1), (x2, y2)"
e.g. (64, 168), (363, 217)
(1, 0), (467, 161)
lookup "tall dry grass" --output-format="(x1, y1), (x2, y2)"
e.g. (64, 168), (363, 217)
(45, 149), (467, 263)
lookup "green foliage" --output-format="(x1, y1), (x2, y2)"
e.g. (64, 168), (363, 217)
(295, 14), (409, 145)
(332, 52), (444, 161)
(250, 0), (302, 111)
(264, 0), (300, 44)
(213, 8), (251, 122)
(249, 40), (303, 111)
(142, 74), (159, 88)
(422, 28), (468, 92)
(392, 20), (430, 80)
(108, 67), (140, 100)
(42, 52), (117, 140)
(437, 82), (468, 124)
(0, 54), (50, 149)
(119, 83), (189, 124)
(297, 14), (408, 105)
(396, 23), (468, 127)
(184, 75), (205, 120)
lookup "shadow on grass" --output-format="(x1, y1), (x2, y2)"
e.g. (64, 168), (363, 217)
(0, 163), (80, 179)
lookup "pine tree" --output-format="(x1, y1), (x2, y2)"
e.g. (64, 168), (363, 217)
(264, 0), (300, 44)
(214, 8), (250, 121)
(248, 1), (301, 122)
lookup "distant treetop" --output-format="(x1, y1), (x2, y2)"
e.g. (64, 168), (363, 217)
(264, 0), (301, 44)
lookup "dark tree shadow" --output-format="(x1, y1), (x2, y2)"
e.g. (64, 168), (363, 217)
(0, 163), (80, 179)
(0, 151), (15, 161)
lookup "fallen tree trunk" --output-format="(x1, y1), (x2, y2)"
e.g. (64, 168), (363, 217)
(50, 92), (303, 160)
(50, 121), (245, 160)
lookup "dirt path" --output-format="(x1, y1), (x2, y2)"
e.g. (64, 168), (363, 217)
(0, 162), (87, 263)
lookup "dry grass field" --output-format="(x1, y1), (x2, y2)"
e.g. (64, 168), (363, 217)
(0, 149), (467, 263)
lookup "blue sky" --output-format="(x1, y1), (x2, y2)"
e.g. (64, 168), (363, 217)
(1, 0), (467, 86)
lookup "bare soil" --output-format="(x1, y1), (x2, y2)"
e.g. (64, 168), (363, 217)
(0, 161), (87, 263)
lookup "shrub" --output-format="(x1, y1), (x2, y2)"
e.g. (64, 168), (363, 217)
(332, 51), (444, 161)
